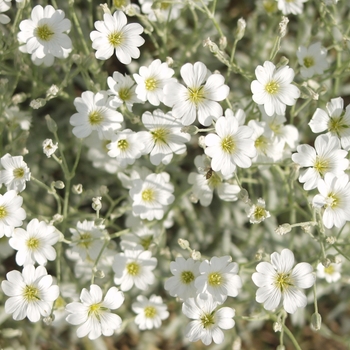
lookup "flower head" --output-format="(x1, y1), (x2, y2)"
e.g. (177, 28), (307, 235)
(0, 154), (31, 192)
(66, 285), (124, 340)
(297, 42), (329, 79)
(1, 265), (59, 322)
(90, 11), (145, 63)
(9, 218), (59, 266)
(17, 5), (72, 66)
(251, 61), (300, 117)
(163, 61), (229, 126)
(182, 294), (235, 345)
(70, 91), (123, 139)
(132, 295), (169, 330)
(252, 248), (315, 314)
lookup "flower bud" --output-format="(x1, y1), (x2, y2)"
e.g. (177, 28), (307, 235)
(311, 312), (322, 331)
(235, 18), (246, 41)
(92, 197), (102, 211)
(178, 238), (190, 250)
(45, 114), (58, 133)
(54, 181), (65, 189)
(191, 250), (201, 260)
(72, 184), (83, 194)
(275, 223), (291, 235)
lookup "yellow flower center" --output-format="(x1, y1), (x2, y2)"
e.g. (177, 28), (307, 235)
(23, 285), (40, 302)
(274, 272), (293, 291)
(89, 110), (104, 125)
(0, 205), (8, 219)
(118, 88), (131, 101)
(255, 136), (268, 152)
(140, 236), (153, 250)
(13, 167), (25, 179)
(303, 56), (315, 68)
(79, 232), (92, 249)
(188, 86), (205, 105)
(200, 312), (215, 328)
(221, 136), (235, 153)
(141, 188), (155, 202)
(145, 78), (157, 91)
(27, 237), (40, 250)
(118, 139), (129, 151)
(108, 31), (123, 47)
(181, 270), (195, 284)
(314, 156), (329, 176)
(152, 128), (169, 145)
(160, 2), (171, 10)
(265, 80), (279, 95)
(326, 192), (339, 208)
(88, 303), (102, 319)
(263, 0), (277, 13)
(324, 265), (335, 275)
(328, 116), (348, 136)
(113, 0), (127, 7)
(126, 261), (140, 276)
(36, 24), (54, 41)
(208, 272), (222, 286)
(207, 172), (221, 189)
(144, 306), (157, 318)
(253, 206), (267, 221)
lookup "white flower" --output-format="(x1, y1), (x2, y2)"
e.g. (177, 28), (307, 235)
(309, 97), (350, 151)
(246, 198), (271, 224)
(107, 72), (141, 112)
(138, 109), (191, 166)
(195, 256), (242, 303)
(204, 114), (256, 177)
(277, 0), (307, 15)
(252, 248), (315, 314)
(113, 248), (157, 291)
(312, 173), (350, 229)
(132, 295), (169, 330)
(70, 91), (123, 139)
(17, 5), (72, 64)
(129, 172), (175, 220)
(85, 132), (121, 174)
(297, 42), (329, 79)
(188, 155), (240, 207)
(248, 119), (284, 163)
(139, 0), (183, 21)
(4, 106), (32, 131)
(163, 61), (230, 126)
(292, 134), (349, 190)
(1, 265), (59, 322)
(107, 129), (145, 167)
(0, 190), (26, 238)
(69, 220), (105, 260)
(260, 109), (299, 150)
(134, 59), (175, 105)
(164, 257), (201, 300)
(0, 154), (31, 193)
(120, 224), (160, 250)
(316, 262), (341, 283)
(182, 294), (235, 346)
(66, 285), (124, 340)
(0, 0), (11, 25)
(90, 11), (145, 63)
(42, 139), (58, 158)
(9, 218), (59, 266)
(251, 61), (300, 117)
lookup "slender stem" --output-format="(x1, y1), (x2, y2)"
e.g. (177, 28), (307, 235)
(282, 324), (302, 350)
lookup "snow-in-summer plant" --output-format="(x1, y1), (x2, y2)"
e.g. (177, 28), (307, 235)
(1, 0), (350, 349)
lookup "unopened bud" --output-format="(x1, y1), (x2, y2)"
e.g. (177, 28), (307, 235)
(30, 98), (46, 109)
(326, 236), (336, 244)
(238, 188), (249, 203)
(100, 3), (111, 14)
(43, 316), (54, 325)
(181, 125), (198, 135)
(273, 321), (282, 332)
(279, 16), (289, 38)
(54, 181), (65, 189)
(45, 114), (57, 133)
(235, 18), (246, 41)
(198, 136), (206, 149)
(219, 36), (227, 50)
(275, 223), (291, 235)
(178, 238), (190, 250)
(311, 312), (322, 331)
(191, 250), (201, 260)
(166, 56), (174, 67)
(92, 196), (102, 211)
(94, 269), (105, 279)
(72, 184), (83, 194)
